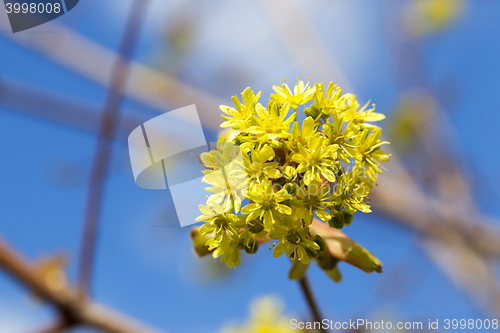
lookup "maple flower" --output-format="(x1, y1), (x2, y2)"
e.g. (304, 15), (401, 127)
(291, 134), (339, 185)
(242, 180), (293, 232)
(271, 78), (316, 109)
(191, 78), (391, 276)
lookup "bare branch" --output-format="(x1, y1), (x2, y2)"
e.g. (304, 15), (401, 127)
(78, 0), (150, 294)
(24, 320), (72, 333)
(0, 236), (166, 333)
(298, 275), (327, 333)
(423, 234), (500, 316)
(0, 16), (224, 130)
(0, 78), (155, 142)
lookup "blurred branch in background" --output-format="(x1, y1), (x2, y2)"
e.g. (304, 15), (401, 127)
(0, 78), (104, 133)
(0, 77), (159, 141)
(78, 0), (149, 295)
(0, 0), (171, 332)
(0, 237), (166, 333)
(382, 0), (500, 316)
(0, 13), (224, 129)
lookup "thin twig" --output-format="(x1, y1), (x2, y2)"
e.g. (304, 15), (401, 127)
(0, 236), (166, 333)
(78, 0), (150, 294)
(299, 275), (327, 333)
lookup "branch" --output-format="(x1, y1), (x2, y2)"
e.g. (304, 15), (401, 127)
(0, 237), (166, 333)
(298, 275), (327, 333)
(0, 15), (224, 130)
(24, 320), (72, 333)
(78, 0), (150, 294)
(0, 77), (147, 141)
(422, 234), (500, 316)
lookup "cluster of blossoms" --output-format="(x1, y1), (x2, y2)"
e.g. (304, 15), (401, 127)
(194, 79), (390, 271)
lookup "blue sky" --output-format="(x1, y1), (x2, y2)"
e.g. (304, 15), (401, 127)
(1, 1), (500, 332)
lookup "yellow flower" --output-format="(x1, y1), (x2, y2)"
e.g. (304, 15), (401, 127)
(285, 116), (317, 153)
(242, 145), (281, 183)
(323, 114), (360, 163)
(353, 128), (391, 181)
(342, 95), (386, 130)
(292, 183), (332, 224)
(291, 135), (339, 186)
(271, 78), (316, 109)
(243, 180), (293, 231)
(270, 216), (320, 265)
(199, 142), (248, 213)
(221, 88), (261, 131)
(246, 102), (295, 137)
(305, 82), (351, 119)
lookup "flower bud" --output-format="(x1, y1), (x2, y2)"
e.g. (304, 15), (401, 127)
(284, 166), (297, 181)
(310, 219), (382, 273)
(190, 227), (213, 257)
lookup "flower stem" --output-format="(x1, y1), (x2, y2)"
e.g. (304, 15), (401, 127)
(298, 275), (327, 332)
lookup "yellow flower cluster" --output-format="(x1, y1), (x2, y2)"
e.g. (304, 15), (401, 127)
(194, 78), (390, 272)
